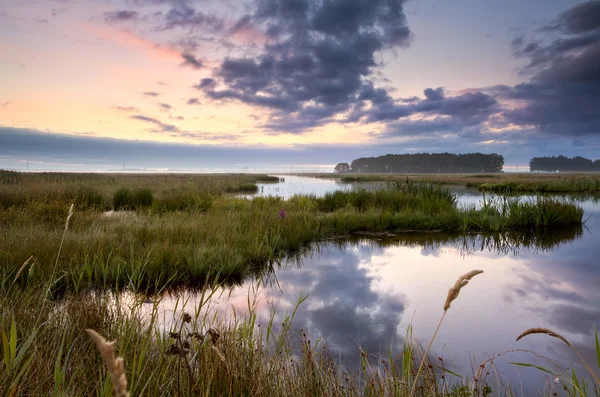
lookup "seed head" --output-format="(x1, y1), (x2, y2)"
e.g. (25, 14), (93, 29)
(516, 327), (571, 347)
(443, 270), (484, 311)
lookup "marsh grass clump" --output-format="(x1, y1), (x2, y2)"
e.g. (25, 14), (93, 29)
(113, 187), (134, 210)
(113, 187), (153, 210)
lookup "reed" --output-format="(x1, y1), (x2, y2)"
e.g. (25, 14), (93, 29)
(86, 329), (130, 397)
(516, 327), (600, 386)
(410, 270), (484, 396)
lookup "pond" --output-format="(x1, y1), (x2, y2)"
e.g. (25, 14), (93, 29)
(150, 176), (600, 393)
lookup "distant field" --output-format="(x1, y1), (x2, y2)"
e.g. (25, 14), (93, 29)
(299, 172), (600, 192)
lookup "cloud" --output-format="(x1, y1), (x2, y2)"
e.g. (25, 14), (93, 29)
(505, 1), (600, 137)
(115, 105), (140, 112)
(542, 1), (600, 34)
(197, 0), (412, 132)
(143, 91), (160, 97)
(130, 114), (178, 132)
(180, 52), (203, 69)
(0, 102), (9, 108)
(160, 7), (224, 31)
(103, 10), (139, 22)
(158, 103), (173, 111)
(187, 98), (201, 105)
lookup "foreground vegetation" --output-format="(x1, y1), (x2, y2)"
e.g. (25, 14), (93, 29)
(2, 263), (599, 396)
(0, 171), (595, 395)
(0, 173), (584, 292)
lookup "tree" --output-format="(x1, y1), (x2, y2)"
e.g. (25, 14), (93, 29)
(334, 162), (351, 173)
(348, 153), (504, 173)
(530, 156), (599, 172)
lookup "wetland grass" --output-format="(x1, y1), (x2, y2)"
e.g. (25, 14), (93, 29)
(310, 172), (600, 193)
(0, 200), (597, 396)
(0, 172), (585, 292)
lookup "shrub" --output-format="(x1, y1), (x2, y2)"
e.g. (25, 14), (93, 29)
(132, 188), (153, 209)
(113, 188), (133, 210)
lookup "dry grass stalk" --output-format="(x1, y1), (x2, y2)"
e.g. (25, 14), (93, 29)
(86, 329), (130, 397)
(14, 255), (33, 282)
(444, 270), (484, 311)
(65, 203), (74, 231)
(410, 269), (484, 397)
(516, 327), (571, 347)
(516, 326), (600, 385)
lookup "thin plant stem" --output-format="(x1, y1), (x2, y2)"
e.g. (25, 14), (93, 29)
(410, 310), (447, 397)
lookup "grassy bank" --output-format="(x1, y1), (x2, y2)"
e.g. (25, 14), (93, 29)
(303, 172), (600, 193)
(2, 268), (598, 396)
(1, 178), (584, 292)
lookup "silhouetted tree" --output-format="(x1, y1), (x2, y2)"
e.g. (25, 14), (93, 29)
(530, 156), (600, 172)
(334, 163), (351, 173)
(344, 153), (504, 173)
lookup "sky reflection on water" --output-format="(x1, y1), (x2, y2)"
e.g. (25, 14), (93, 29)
(151, 176), (600, 393)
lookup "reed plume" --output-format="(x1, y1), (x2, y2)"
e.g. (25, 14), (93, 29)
(516, 326), (600, 385)
(516, 327), (571, 347)
(86, 329), (130, 397)
(13, 255), (33, 282)
(410, 269), (484, 396)
(444, 270), (484, 311)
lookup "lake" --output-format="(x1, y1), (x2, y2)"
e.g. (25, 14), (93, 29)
(148, 175), (600, 393)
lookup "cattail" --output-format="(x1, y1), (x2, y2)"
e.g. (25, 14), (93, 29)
(14, 255), (33, 282)
(65, 203), (74, 231)
(443, 270), (483, 311)
(86, 329), (130, 397)
(516, 327), (571, 347)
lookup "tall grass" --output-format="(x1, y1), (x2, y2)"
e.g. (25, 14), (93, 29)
(326, 172), (600, 193)
(0, 203), (597, 396)
(0, 178), (585, 292)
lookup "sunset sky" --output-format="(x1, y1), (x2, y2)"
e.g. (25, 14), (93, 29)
(1, 0), (599, 171)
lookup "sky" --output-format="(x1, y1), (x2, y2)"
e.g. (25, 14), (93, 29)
(1, 0), (600, 171)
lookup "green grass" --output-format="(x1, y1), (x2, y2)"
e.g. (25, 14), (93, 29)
(478, 178), (600, 193)
(0, 171), (594, 395)
(0, 174), (585, 292)
(309, 172), (600, 193)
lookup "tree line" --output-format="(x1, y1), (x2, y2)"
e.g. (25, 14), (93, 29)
(530, 156), (600, 172)
(335, 153), (505, 173)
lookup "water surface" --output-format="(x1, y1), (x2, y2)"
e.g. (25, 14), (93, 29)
(153, 176), (600, 393)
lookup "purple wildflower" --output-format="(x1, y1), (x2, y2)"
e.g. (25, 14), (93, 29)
(279, 208), (286, 219)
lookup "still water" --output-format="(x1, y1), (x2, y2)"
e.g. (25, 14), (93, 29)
(154, 176), (600, 393)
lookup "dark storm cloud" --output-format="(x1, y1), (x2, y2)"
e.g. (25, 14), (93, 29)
(198, 0), (412, 132)
(347, 87), (499, 126)
(415, 89), (499, 125)
(504, 1), (600, 137)
(143, 91), (160, 97)
(103, 10), (139, 22)
(180, 53), (203, 69)
(542, 0), (600, 34)
(130, 114), (178, 132)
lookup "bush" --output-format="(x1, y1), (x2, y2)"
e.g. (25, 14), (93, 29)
(113, 187), (133, 210)
(133, 188), (153, 208)
(114, 187), (153, 210)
